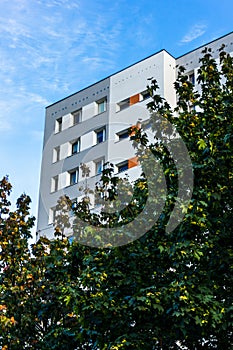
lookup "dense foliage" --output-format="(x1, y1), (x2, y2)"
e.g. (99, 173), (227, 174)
(0, 47), (232, 349)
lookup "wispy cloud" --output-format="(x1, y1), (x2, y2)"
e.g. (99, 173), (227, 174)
(0, 0), (155, 133)
(36, 0), (80, 10)
(27, 93), (50, 106)
(0, 18), (31, 40)
(0, 100), (15, 131)
(0, 88), (49, 132)
(181, 24), (207, 43)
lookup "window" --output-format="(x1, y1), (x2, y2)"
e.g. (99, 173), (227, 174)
(71, 139), (80, 154)
(95, 128), (106, 144)
(97, 98), (107, 114)
(69, 169), (79, 186)
(141, 90), (151, 100)
(117, 97), (130, 112)
(117, 157), (138, 173)
(53, 146), (60, 162)
(117, 129), (129, 141)
(49, 207), (57, 224)
(72, 109), (82, 125)
(55, 117), (62, 133)
(117, 161), (128, 173)
(95, 159), (104, 175)
(117, 93), (141, 112)
(188, 72), (195, 85)
(51, 176), (59, 192)
(69, 200), (77, 217)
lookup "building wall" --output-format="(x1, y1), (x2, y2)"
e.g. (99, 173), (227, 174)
(37, 32), (233, 239)
(37, 77), (110, 238)
(107, 50), (176, 168)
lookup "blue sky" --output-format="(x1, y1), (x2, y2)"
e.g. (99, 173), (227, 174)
(0, 0), (232, 238)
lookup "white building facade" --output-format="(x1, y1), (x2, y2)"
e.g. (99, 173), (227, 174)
(37, 32), (233, 240)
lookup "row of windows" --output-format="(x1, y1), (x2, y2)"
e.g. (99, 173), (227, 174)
(51, 158), (105, 193)
(55, 98), (107, 133)
(52, 119), (150, 164)
(117, 157), (139, 173)
(49, 193), (96, 225)
(53, 128), (106, 163)
(55, 108), (82, 133)
(49, 200), (76, 225)
(54, 90), (150, 134)
(53, 138), (80, 163)
(116, 90), (150, 112)
(51, 156), (139, 193)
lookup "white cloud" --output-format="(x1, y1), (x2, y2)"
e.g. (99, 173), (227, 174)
(27, 93), (50, 106)
(181, 24), (207, 43)
(0, 0), (127, 133)
(0, 18), (31, 41)
(82, 57), (115, 69)
(0, 100), (13, 131)
(0, 89), (49, 133)
(36, 0), (79, 9)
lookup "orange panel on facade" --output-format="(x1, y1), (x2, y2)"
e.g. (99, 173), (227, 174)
(128, 156), (138, 169)
(129, 122), (141, 136)
(129, 125), (136, 136)
(130, 93), (140, 105)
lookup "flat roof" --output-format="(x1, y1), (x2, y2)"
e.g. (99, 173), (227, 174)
(46, 31), (233, 109)
(177, 30), (233, 59)
(46, 48), (168, 109)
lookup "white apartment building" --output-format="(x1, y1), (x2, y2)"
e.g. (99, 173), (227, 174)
(37, 32), (233, 240)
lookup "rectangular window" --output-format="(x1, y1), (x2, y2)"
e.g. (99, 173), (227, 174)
(119, 131), (129, 141)
(69, 199), (77, 217)
(97, 98), (107, 114)
(72, 109), (82, 125)
(69, 169), (79, 186)
(55, 117), (62, 133)
(188, 72), (195, 85)
(117, 161), (128, 173)
(141, 90), (151, 100)
(49, 207), (57, 224)
(51, 175), (59, 192)
(95, 128), (106, 144)
(117, 97), (130, 112)
(71, 139), (80, 154)
(53, 146), (60, 163)
(117, 129), (129, 141)
(117, 93), (141, 112)
(95, 158), (104, 175)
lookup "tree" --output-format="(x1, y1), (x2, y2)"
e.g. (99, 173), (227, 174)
(68, 45), (233, 349)
(0, 177), (83, 349)
(0, 176), (36, 348)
